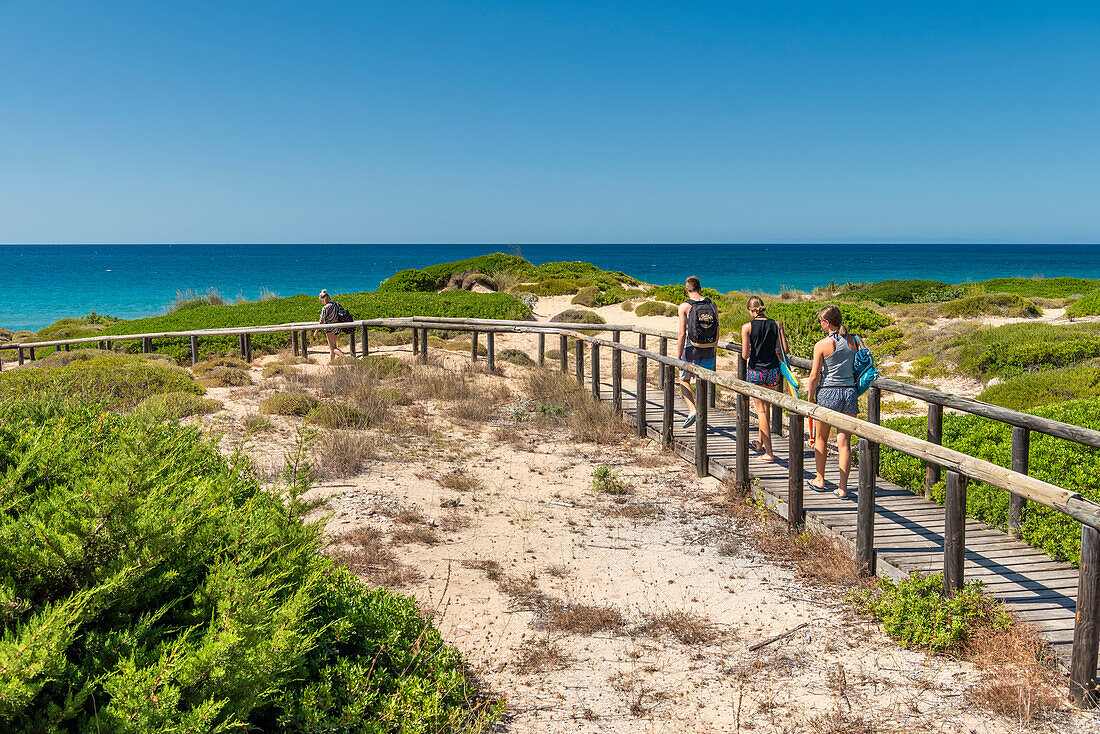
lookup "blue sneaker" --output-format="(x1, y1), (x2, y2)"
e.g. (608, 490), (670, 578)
(683, 413), (697, 429)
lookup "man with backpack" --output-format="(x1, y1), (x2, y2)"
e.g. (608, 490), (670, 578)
(676, 276), (719, 428)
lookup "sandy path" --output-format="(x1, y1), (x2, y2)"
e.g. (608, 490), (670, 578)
(188, 327), (1097, 733)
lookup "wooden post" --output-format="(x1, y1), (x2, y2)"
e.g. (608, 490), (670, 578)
(244, 333), (252, 362)
(487, 332), (496, 372)
(412, 328), (419, 356)
(1009, 427), (1029, 538)
(926, 403), (943, 496)
(17, 347), (23, 366)
(1071, 525), (1100, 706)
(292, 330), (299, 356)
(857, 438), (876, 576)
(238, 334), (246, 359)
(944, 471), (967, 595)
(867, 386), (881, 477)
(575, 338), (584, 385)
(636, 334), (647, 438)
(471, 330), (479, 362)
(788, 411), (805, 528)
(695, 380), (708, 477)
(143, 337), (152, 354)
(708, 379), (717, 408)
(64, 344), (70, 352)
(611, 331), (622, 413)
(538, 333), (545, 367)
(559, 334), (568, 373)
(735, 355), (750, 490)
(770, 383), (784, 437)
(419, 328), (428, 364)
(301, 330), (309, 356)
(662, 363), (674, 448)
(658, 337), (668, 388)
(190, 335), (199, 366)
(590, 342), (601, 400)
(349, 328), (357, 358)
(28, 347), (35, 361)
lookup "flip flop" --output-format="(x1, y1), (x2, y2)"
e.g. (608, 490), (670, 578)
(683, 413), (697, 429)
(807, 480), (826, 493)
(832, 489), (848, 499)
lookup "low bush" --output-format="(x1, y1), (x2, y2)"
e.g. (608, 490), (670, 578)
(513, 278), (586, 296)
(525, 370), (628, 444)
(0, 353), (202, 409)
(418, 253), (530, 286)
(36, 312), (121, 339)
(591, 464), (629, 494)
(571, 286), (600, 307)
(0, 400), (496, 732)
(836, 279), (953, 305)
(307, 401), (367, 429)
(550, 309), (606, 325)
(192, 355), (252, 375)
(380, 387), (414, 405)
(879, 399), (1100, 563)
(262, 362), (297, 378)
(646, 284), (723, 305)
(954, 322), (1100, 378)
(376, 267), (438, 293)
(136, 391), (224, 418)
(359, 354), (411, 378)
(850, 573), (1007, 652)
(197, 366), (252, 387)
(500, 348), (536, 366)
(635, 301), (672, 317)
(976, 276), (1100, 298)
(978, 361), (1100, 410)
(939, 293), (1041, 319)
(260, 392), (321, 416)
(621, 301), (635, 312)
(100, 291), (531, 364)
(170, 286), (225, 311)
(1067, 290), (1100, 318)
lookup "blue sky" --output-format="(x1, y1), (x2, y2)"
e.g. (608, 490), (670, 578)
(1, 1), (1098, 243)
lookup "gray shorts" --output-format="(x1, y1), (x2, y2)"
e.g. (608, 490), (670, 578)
(817, 386), (858, 415)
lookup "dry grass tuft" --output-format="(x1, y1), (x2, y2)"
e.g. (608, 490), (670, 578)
(966, 620), (1064, 725)
(601, 501), (665, 521)
(525, 369), (629, 444)
(637, 611), (724, 645)
(436, 512), (472, 533)
(513, 637), (573, 674)
(448, 397), (496, 423)
(409, 366), (473, 401)
(331, 527), (423, 587)
(437, 469), (481, 491)
(391, 525), (441, 545)
(197, 366), (252, 388)
(313, 365), (388, 425)
(312, 429), (380, 478)
(261, 363), (297, 378)
(492, 427), (531, 451)
(242, 412), (273, 432)
(542, 600), (625, 634)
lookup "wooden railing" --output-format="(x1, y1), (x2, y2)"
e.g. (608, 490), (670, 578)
(5, 315), (1100, 704)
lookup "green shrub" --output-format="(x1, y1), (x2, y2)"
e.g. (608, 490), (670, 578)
(849, 573), (1007, 652)
(197, 366), (252, 387)
(262, 362), (298, 378)
(193, 356), (251, 375)
(376, 268), (438, 293)
(550, 309), (606, 325)
(359, 354), (411, 378)
(307, 402), (366, 428)
(954, 322), (1100, 378)
(100, 291), (531, 364)
(977, 361), (1100, 411)
(380, 387), (413, 406)
(0, 353), (202, 409)
(499, 348), (536, 367)
(591, 464), (629, 494)
(136, 391), (224, 418)
(571, 286), (600, 307)
(260, 392), (321, 416)
(646, 284), (724, 305)
(635, 301), (671, 317)
(513, 278), (586, 296)
(170, 286), (225, 311)
(836, 279), (953, 305)
(879, 399), (1100, 563)
(0, 400), (496, 732)
(36, 313), (121, 339)
(38, 347), (116, 367)
(461, 273), (498, 291)
(621, 301), (635, 312)
(866, 325), (906, 356)
(1067, 291), (1100, 318)
(939, 293), (1041, 319)
(910, 285), (968, 303)
(976, 276), (1100, 298)
(418, 253), (530, 286)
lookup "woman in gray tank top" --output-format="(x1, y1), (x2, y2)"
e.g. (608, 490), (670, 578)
(807, 305), (860, 498)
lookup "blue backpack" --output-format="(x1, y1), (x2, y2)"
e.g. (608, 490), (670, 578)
(852, 335), (879, 396)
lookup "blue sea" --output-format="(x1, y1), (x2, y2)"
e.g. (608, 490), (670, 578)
(3, 243), (1100, 332)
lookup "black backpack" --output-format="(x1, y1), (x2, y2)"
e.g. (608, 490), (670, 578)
(687, 298), (719, 347)
(331, 301), (354, 333)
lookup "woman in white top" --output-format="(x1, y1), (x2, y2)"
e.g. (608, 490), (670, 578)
(314, 289), (345, 364)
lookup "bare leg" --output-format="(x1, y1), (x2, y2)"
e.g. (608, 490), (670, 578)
(812, 423), (832, 489)
(679, 378), (696, 415)
(751, 396), (775, 461)
(325, 332), (343, 363)
(835, 431), (852, 497)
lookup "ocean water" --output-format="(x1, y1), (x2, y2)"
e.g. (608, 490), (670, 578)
(3, 243), (1100, 332)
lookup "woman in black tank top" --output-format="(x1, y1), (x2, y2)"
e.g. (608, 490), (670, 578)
(739, 296), (788, 461)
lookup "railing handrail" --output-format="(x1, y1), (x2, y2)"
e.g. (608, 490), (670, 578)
(4, 313), (1097, 524)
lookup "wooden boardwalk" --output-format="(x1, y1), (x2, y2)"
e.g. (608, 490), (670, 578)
(604, 379), (1085, 667)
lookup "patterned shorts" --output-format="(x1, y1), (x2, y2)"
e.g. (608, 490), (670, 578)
(747, 367), (780, 388)
(816, 386), (858, 415)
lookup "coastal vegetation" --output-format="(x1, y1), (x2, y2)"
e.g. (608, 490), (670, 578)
(0, 396), (497, 732)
